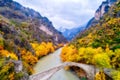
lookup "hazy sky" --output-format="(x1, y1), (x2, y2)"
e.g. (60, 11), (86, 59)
(13, 0), (105, 29)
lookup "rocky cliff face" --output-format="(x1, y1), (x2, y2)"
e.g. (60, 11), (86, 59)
(0, 0), (42, 20)
(86, 0), (117, 28)
(0, 0), (67, 44)
(95, 0), (117, 20)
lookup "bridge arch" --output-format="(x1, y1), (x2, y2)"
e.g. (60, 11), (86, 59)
(29, 62), (96, 80)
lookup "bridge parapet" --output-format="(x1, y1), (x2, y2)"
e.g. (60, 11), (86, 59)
(29, 62), (112, 80)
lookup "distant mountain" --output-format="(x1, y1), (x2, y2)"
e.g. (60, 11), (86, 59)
(59, 26), (85, 41)
(0, 0), (67, 44)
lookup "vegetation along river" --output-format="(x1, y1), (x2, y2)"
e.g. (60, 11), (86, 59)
(34, 48), (80, 80)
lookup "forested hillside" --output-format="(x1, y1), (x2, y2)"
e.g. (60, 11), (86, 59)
(61, 0), (120, 80)
(0, 0), (66, 80)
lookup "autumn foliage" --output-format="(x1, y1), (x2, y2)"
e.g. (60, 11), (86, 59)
(0, 41), (55, 79)
(0, 47), (17, 80)
(31, 42), (55, 58)
(61, 1), (120, 79)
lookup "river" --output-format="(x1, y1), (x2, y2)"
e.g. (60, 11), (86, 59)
(34, 48), (80, 80)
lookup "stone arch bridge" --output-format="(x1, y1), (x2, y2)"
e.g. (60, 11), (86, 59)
(29, 62), (112, 80)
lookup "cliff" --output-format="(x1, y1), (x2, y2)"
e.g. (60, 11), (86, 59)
(86, 0), (117, 28)
(95, 0), (117, 20)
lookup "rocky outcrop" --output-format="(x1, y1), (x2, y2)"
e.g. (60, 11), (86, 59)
(95, 0), (117, 20)
(85, 0), (117, 29)
(0, 0), (41, 20)
(9, 60), (29, 80)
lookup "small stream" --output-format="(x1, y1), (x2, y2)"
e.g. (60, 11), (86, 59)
(34, 48), (80, 80)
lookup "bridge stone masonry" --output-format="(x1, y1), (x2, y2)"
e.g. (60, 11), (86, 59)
(29, 62), (112, 80)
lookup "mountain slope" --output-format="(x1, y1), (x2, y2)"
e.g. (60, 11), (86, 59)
(86, 0), (117, 28)
(73, 0), (119, 48)
(0, 0), (67, 80)
(60, 0), (117, 41)
(60, 0), (120, 79)
(0, 0), (67, 44)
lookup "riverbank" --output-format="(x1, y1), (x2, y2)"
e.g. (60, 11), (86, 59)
(33, 48), (80, 80)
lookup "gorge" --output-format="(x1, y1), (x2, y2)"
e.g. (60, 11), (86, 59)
(0, 0), (120, 80)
